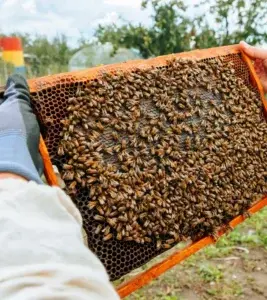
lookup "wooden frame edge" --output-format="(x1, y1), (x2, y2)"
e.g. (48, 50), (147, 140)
(28, 45), (240, 93)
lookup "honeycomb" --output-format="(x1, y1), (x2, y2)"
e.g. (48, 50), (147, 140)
(30, 52), (267, 281)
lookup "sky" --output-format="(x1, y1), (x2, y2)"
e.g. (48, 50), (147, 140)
(0, 0), (150, 46)
(0, 0), (202, 46)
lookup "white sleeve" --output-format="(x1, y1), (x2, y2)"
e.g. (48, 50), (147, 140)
(0, 179), (119, 300)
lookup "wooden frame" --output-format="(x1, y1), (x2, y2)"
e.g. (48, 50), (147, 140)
(33, 45), (266, 298)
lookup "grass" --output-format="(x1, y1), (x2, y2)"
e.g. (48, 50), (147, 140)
(124, 207), (267, 299)
(198, 264), (224, 283)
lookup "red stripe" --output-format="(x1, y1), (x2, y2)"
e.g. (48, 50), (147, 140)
(0, 37), (23, 51)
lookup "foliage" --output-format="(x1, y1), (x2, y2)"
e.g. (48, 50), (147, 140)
(96, 0), (192, 58)
(96, 0), (267, 57)
(17, 33), (73, 67)
(195, 0), (267, 47)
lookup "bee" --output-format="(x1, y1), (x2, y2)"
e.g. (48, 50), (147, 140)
(156, 239), (162, 249)
(112, 131), (119, 141)
(101, 118), (110, 124)
(73, 139), (79, 148)
(58, 145), (64, 156)
(243, 211), (252, 219)
(121, 139), (127, 150)
(166, 238), (175, 245)
(88, 201), (97, 210)
(63, 132), (70, 141)
(144, 237), (152, 243)
(82, 123), (89, 130)
(77, 156), (87, 163)
(211, 231), (220, 241)
(169, 231), (179, 241)
(68, 125), (74, 132)
(95, 224), (102, 234)
(94, 215), (105, 222)
(77, 145), (86, 152)
(103, 233), (113, 241)
(63, 164), (73, 170)
(113, 145), (121, 152)
(184, 136), (191, 150)
(116, 232), (122, 240)
(102, 225), (111, 235)
(224, 224), (234, 234)
(62, 171), (74, 181)
(109, 211), (119, 218)
(69, 181), (77, 190)
(107, 218), (117, 227)
(114, 124), (121, 131)
(118, 215), (128, 222)
(162, 243), (171, 249)
(96, 122), (104, 131)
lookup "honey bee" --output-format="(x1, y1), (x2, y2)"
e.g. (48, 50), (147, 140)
(63, 164), (73, 170)
(162, 243), (171, 249)
(184, 136), (191, 150)
(62, 171), (74, 181)
(156, 239), (162, 249)
(107, 218), (117, 227)
(95, 224), (102, 234)
(69, 181), (77, 190)
(116, 232), (122, 240)
(102, 225), (111, 235)
(143, 237), (152, 243)
(57, 145), (64, 156)
(118, 215), (128, 222)
(103, 233), (113, 241)
(94, 215), (105, 222)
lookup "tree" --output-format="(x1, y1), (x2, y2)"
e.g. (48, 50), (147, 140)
(96, 0), (192, 58)
(96, 0), (267, 57)
(194, 0), (267, 47)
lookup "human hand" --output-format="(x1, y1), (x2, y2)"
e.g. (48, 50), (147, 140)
(239, 41), (267, 93)
(0, 74), (43, 183)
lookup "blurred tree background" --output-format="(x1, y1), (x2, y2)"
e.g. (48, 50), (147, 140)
(0, 33), (79, 82)
(0, 0), (267, 79)
(97, 0), (267, 57)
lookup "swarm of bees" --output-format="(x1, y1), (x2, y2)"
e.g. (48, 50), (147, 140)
(57, 57), (267, 249)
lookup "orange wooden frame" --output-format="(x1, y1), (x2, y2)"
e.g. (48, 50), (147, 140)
(36, 45), (267, 298)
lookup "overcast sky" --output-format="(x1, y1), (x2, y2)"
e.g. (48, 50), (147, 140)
(0, 0), (202, 46)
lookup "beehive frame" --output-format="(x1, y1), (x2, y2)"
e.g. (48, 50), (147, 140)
(11, 44), (267, 297)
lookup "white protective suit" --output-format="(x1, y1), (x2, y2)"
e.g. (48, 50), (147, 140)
(0, 178), (119, 299)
